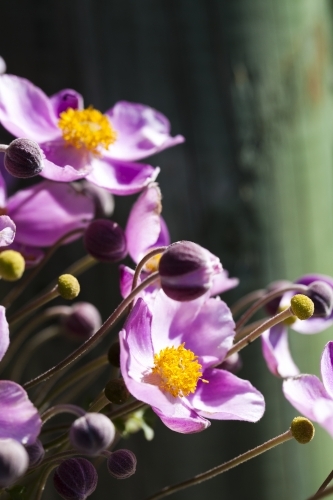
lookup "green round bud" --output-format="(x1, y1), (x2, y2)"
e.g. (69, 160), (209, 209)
(57, 274), (80, 300)
(290, 294), (314, 320)
(290, 416), (315, 444)
(0, 250), (25, 281)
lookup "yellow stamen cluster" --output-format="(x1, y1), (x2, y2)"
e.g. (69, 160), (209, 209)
(58, 106), (117, 154)
(152, 343), (205, 398)
(144, 253), (162, 273)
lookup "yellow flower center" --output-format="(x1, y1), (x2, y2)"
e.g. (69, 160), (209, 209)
(58, 106), (117, 154)
(151, 343), (206, 398)
(144, 253), (162, 273)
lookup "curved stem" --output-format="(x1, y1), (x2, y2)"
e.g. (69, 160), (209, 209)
(131, 246), (166, 292)
(108, 400), (146, 421)
(230, 289), (265, 316)
(35, 463), (58, 500)
(146, 430), (293, 500)
(307, 485), (333, 500)
(88, 391), (109, 413)
(8, 286), (59, 327)
(235, 284), (308, 332)
(41, 404), (86, 424)
(23, 272), (159, 390)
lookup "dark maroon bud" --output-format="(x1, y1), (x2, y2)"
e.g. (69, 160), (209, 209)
(70, 413), (115, 455)
(0, 438), (29, 487)
(80, 181), (115, 218)
(53, 458), (98, 500)
(107, 449), (137, 479)
(306, 281), (333, 318)
(4, 138), (44, 178)
(62, 302), (102, 341)
(218, 352), (242, 374)
(105, 379), (130, 405)
(159, 241), (222, 301)
(84, 219), (127, 263)
(265, 280), (293, 316)
(25, 438), (45, 467)
(108, 341), (120, 367)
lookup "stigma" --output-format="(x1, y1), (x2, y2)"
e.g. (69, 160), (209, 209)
(58, 106), (117, 154)
(152, 343), (206, 398)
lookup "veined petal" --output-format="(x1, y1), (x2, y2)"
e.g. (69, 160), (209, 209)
(0, 306), (9, 361)
(40, 140), (93, 181)
(153, 403), (209, 434)
(0, 215), (15, 247)
(261, 324), (299, 378)
(321, 341), (333, 399)
(104, 101), (184, 161)
(189, 368), (265, 422)
(312, 398), (333, 437)
(283, 374), (330, 421)
(0, 381), (41, 445)
(210, 270), (239, 297)
(0, 75), (59, 142)
(86, 158), (160, 195)
(50, 89), (84, 117)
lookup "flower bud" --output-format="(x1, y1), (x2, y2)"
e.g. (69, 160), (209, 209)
(306, 281), (333, 318)
(70, 413), (115, 455)
(0, 250), (25, 281)
(107, 449), (137, 479)
(105, 379), (130, 405)
(0, 438), (29, 487)
(159, 241), (222, 301)
(108, 341), (120, 367)
(25, 438), (45, 467)
(4, 138), (44, 178)
(62, 302), (102, 340)
(57, 274), (80, 300)
(84, 219), (127, 263)
(53, 458), (98, 500)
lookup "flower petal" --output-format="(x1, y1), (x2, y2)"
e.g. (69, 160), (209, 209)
(283, 374), (330, 421)
(7, 181), (94, 246)
(0, 215), (15, 247)
(0, 381), (41, 444)
(210, 270), (239, 297)
(119, 265), (136, 299)
(0, 306), (9, 361)
(86, 158), (160, 195)
(312, 398), (333, 437)
(0, 75), (59, 142)
(189, 368), (265, 422)
(40, 140), (93, 181)
(152, 403), (209, 433)
(49, 89), (84, 117)
(261, 324), (299, 378)
(321, 341), (333, 399)
(105, 101), (185, 161)
(125, 183), (162, 263)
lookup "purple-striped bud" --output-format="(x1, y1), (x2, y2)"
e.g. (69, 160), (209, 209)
(25, 439), (45, 467)
(62, 302), (102, 341)
(4, 138), (44, 178)
(0, 439), (29, 487)
(159, 241), (222, 301)
(107, 449), (137, 479)
(307, 281), (333, 318)
(84, 219), (127, 263)
(70, 413), (115, 455)
(53, 458), (98, 500)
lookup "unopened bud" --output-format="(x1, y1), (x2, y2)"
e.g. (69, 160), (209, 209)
(4, 138), (44, 178)
(0, 250), (25, 281)
(290, 294), (314, 320)
(57, 274), (80, 300)
(25, 439), (44, 467)
(108, 342), (120, 368)
(107, 449), (137, 479)
(62, 302), (102, 340)
(105, 379), (130, 405)
(70, 413), (115, 456)
(290, 416), (315, 444)
(0, 438), (29, 487)
(159, 241), (222, 301)
(306, 281), (333, 318)
(53, 458), (98, 500)
(84, 219), (127, 263)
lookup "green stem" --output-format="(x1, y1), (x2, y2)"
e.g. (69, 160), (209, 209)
(23, 272), (159, 390)
(88, 391), (109, 413)
(307, 484), (333, 500)
(41, 404), (85, 424)
(131, 246), (166, 292)
(230, 289), (265, 316)
(108, 400), (146, 420)
(8, 286), (59, 327)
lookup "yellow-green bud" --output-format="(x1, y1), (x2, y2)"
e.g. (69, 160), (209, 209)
(0, 250), (25, 281)
(57, 274), (80, 300)
(290, 294), (314, 320)
(290, 416), (315, 444)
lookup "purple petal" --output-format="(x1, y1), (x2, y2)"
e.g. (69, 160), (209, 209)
(0, 169), (7, 207)
(261, 324), (299, 378)
(155, 216), (170, 247)
(7, 242), (44, 268)
(7, 181), (94, 246)
(210, 270), (239, 297)
(123, 298), (154, 371)
(0, 381), (41, 444)
(119, 265), (136, 298)
(189, 368), (265, 422)
(0, 306), (9, 361)
(321, 342), (333, 399)
(152, 403), (209, 433)
(40, 140), (93, 181)
(283, 374), (330, 421)
(0, 215), (15, 247)
(49, 89), (84, 117)
(125, 184), (163, 263)
(86, 157), (160, 195)
(104, 101), (185, 161)
(0, 75), (59, 142)
(312, 398), (333, 437)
